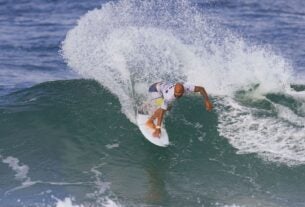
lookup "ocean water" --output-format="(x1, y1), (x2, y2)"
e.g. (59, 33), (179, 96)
(1, 0), (305, 206)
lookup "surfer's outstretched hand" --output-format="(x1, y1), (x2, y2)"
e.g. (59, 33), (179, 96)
(205, 100), (213, 112)
(153, 128), (161, 138)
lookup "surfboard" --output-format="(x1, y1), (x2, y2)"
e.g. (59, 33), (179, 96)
(136, 113), (169, 147)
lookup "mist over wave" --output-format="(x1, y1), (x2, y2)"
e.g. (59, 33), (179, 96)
(62, 0), (305, 165)
(62, 0), (294, 118)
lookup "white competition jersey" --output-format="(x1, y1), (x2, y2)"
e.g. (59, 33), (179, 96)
(156, 82), (195, 110)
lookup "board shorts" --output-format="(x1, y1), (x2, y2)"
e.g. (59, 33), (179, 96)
(148, 83), (164, 108)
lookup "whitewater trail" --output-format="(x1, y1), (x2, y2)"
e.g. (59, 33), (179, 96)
(62, 0), (305, 165)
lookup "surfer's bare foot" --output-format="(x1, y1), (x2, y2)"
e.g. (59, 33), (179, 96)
(146, 119), (156, 130)
(153, 129), (161, 138)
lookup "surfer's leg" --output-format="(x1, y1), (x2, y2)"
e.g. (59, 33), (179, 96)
(146, 108), (164, 129)
(147, 90), (162, 114)
(151, 108), (163, 119)
(146, 109), (159, 129)
(146, 84), (163, 129)
(146, 118), (156, 129)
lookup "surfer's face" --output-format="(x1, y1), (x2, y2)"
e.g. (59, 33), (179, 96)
(174, 83), (184, 98)
(174, 88), (184, 98)
(174, 91), (183, 98)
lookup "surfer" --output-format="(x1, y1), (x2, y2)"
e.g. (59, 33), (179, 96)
(146, 82), (213, 138)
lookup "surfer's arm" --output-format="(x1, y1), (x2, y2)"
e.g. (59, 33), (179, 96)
(194, 86), (213, 111)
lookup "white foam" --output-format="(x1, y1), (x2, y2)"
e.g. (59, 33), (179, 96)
(77, 166), (123, 207)
(61, 0), (304, 165)
(55, 197), (84, 207)
(1, 156), (31, 182)
(0, 155), (122, 206)
(217, 97), (305, 166)
(275, 103), (305, 126)
(0, 155), (39, 195)
(54, 197), (121, 207)
(292, 71), (305, 85)
(102, 198), (122, 207)
(0, 154), (97, 195)
(62, 0), (294, 124)
(105, 143), (120, 149)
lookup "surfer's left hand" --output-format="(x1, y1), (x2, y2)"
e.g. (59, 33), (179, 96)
(153, 128), (161, 138)
(205, 100), (213, 112)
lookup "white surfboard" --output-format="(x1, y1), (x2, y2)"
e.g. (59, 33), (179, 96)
(136, 113), (169, 147)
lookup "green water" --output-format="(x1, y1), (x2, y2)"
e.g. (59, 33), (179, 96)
(0, 79), (305, 207)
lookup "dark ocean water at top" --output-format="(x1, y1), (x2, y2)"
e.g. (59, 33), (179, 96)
(199, 0), (305, 72)
(1, 0), (305, 207)
(1, 0), (304, 93)
(0, 0), (104, 95)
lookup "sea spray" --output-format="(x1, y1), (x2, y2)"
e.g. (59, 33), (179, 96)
(62, 0), (293, 121)
(62, 0), (305, 165)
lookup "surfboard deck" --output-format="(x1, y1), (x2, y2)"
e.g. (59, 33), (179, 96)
(136, 113), (169, 147)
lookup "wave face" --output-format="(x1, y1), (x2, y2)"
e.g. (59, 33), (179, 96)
(2, 0), (305, 206)
(1, 80), (305, 207)
(62, 0), (304, 166)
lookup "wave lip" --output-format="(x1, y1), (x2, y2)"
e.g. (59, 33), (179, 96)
(61, 0), (303, 166)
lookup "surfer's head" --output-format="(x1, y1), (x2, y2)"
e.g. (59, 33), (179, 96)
(174, 83), (184, 98)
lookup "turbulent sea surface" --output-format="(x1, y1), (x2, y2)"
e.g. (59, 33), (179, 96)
(1, 0), (305, 206)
